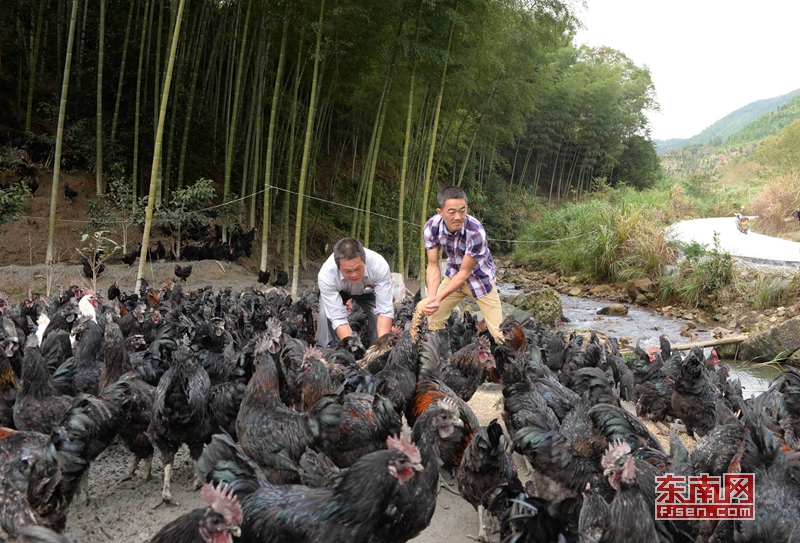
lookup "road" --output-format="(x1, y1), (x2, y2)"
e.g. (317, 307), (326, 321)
(668, 216), (800, 266)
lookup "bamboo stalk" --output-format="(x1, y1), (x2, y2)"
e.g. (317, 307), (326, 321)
(136, 0), (188, 291)
(132, 0), (151, 208)
(25, 0), (45, 132)
(290, 0), (325, 296)
(46, 0), (79, 264)
(110, 0), (136, 141)
(96, 0), (106, 195)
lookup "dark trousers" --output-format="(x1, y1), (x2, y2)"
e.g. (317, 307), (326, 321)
(316, 291), (378, 348)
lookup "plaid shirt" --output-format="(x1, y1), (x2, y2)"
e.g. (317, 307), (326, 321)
(423, 214), (496, 298)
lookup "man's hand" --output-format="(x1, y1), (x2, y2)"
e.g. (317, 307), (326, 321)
(423, 296), (441, 316)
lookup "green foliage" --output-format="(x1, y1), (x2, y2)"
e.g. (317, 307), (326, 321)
(751, 275), (791, 310)
(609, 135), (662, 189)
(659, 232), (736, 308)
(155, 178), (216, 233)
(755, 118), (800, 174)
(76, 230), (121, 290)
(513, 187), (679, 281)
(724, 94), (800, 148)
(0, 183), (29, 227)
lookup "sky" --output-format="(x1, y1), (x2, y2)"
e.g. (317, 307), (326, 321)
(574, 0), (800, 141)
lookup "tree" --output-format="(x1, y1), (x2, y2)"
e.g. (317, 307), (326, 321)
(46, 0), (80, 265)
(154, 177), (215, 259)
(136, 0), (188, 291)
(291, 0), (325, 296)
(76, 231), (120, 293)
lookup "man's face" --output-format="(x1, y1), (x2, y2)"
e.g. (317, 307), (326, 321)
(437, 198), (467, 233)
(339, 257), (366, 284)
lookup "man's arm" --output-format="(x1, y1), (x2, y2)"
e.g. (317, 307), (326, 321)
(423, 247), (442, 315)
(423, 254), (477, 316)
(376, 315), (392, 337)
(335, 322), (355, 340)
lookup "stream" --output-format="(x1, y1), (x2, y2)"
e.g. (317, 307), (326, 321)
(497, 284), (777, 395)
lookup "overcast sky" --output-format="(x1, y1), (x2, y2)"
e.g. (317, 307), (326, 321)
(574, 0), (800, 140)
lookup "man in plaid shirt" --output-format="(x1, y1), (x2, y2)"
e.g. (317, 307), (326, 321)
(421, 185), (504, 344)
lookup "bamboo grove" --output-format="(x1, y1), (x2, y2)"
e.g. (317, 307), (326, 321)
(0, 0), (661, 291)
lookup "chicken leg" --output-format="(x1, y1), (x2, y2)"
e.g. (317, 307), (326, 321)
(466, 505), (489, 542)
(161, 463), (174, 503)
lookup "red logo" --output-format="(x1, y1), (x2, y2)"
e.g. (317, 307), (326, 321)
(655, 473), (755, 520)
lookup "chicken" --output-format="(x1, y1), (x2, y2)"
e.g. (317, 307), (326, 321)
(600, 441), (659, 543)
(0, 393), (121, 539)
(0, 348), (18, 428)
(107, 281), (121, 302)
(369, 397), (463, 543)
(175, 264), (193, 282)
(81, 256), (105, 280)
(690, 414), (744, 477)
(148, 345), (214, 503)
(441, 335), (494, 402)
(671, 346), (719, 438)
(257, 270), (270, 286)
(375, 310), (427, 416)
(64, 182), (78, 202)
(122, 245), (140, 267)
(235, 337), (342, 484)
(332, 392), (402, 468)
(271, 268), (289, 287)
(734, 396), (800, 542)
(13, 336), (72, 434)
(51, 316), (104, 396)
(197, 432), (424, 543)
(359, 329), (401, 375)
(150, 482), (243, 543)
(457, 420), (518, 542)
(406, 337), (480, 472)
(578, 479), (609, 543)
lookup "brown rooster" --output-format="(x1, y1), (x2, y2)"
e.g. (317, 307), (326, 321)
(406, 337), (480, 472)
(442, 335), (494, 402)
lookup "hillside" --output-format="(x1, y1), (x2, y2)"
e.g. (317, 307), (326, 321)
(723, 94), (800, 148)
(655, 87), (800, 154)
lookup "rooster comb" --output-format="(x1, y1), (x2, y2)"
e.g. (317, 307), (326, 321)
(386, 434), (422, 465)
(601, 438), (631, 470)
(303, 346), (324, 362)
(200, 482), (243, 528)
(436, 396), (458, 415)
(476, 336), (490, 350)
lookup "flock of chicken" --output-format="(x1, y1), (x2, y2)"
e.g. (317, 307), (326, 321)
(0, 276), (798, 543)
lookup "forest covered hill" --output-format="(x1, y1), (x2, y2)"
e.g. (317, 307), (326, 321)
(655, 87), (800, 154)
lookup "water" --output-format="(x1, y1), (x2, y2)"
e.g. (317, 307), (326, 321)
(497, 283), (777, 395)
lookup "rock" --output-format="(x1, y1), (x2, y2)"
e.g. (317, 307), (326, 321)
(770, 316), (778, 323)
(662, 305), (673, 313)
(787, 349), (800, 366)
(597, 304), (628, 316)
(568, 288), (582, 296)
(589, 284), (612, 294)
(717, 343), (740, 359)
(713, 314), (723, 322)
(568, 276), (578, 284)
(737, 316), (800, 362)
(683, 321), (697, 331)
(505, 274), (527, 286)
(634, 278), (652, 292)
(635, 294), (648, 305)
(727, 319), (738, 329)
(712, 327), (732, 339)
(510, 288), (563, 326)
(681, 313), (694, 320)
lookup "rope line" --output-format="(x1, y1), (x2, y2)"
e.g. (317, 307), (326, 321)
(19, 185), (587, 244)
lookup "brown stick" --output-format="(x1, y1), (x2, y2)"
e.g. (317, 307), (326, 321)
(620, 334), (749, 356)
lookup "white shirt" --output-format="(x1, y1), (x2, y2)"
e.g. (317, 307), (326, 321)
(317, 248), (394, 330)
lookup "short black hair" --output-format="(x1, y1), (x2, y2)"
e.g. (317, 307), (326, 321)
(437, 186), (468, 208)
(333, 237), (366, 267)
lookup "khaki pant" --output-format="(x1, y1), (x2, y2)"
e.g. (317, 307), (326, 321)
(418, 276), (504, 344)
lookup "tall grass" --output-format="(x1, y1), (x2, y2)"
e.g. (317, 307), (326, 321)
(514, 187), (680, 281)
(749, 174), (800, 237)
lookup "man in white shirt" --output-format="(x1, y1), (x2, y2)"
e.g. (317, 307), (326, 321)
(316, 237), (394, 348)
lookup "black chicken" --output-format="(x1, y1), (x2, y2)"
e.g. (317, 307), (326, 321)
(671, 346), (719, 438)
(13, 336), (72, 434)
(81, 256), (105, 280)
(107, 281), (121, 301)
(147, 345), (214, 503)
(64, 182), (78, 202)
(197, 432), (424, 543)
(175, 264), (193, 282)
(257, 270), (270, 286)
(271, 268), (289, 287)
(150, 482), (243, 543)
(26, 177), (38, 197)
(457, 420), (519, 541)
(122, 246), (139, 267)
